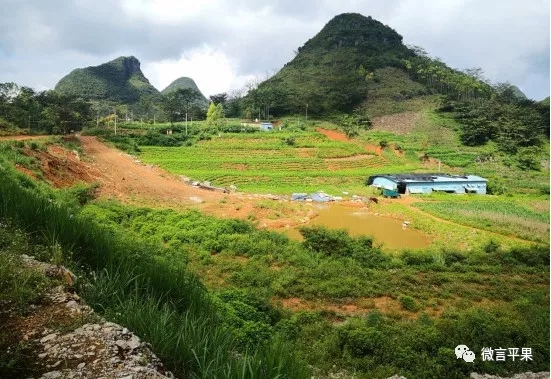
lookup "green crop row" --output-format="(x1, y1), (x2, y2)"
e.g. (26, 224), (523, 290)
(415, 200), (550, 242)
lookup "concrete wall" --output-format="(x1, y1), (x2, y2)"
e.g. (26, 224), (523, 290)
(372, 177), (397, 190)
(406, 181), (487, 194)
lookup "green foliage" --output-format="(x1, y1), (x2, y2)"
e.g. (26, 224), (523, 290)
(65, 182), (100, 206)
(398, 295), (420, 311)
(255, 13), (415, 115)
(299, 225), (389, 268)
(161, 77), (208, 103)
(444, 96), (546, 154)
(0, 227), (50, 314)
(338, 111), (372, 138)
(0, 83), (94, 133)
(206, 102), (226, 127)
(161, 87), (206, 125)
(402, 54), (493, 102)
(0, 168), (309, 379)
(415, 200), (549, 242)
(55, 56), (160, 104)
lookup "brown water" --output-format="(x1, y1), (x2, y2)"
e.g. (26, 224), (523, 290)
(284, 205), (429, 250)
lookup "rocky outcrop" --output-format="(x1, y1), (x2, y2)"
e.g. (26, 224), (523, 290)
(470, 373), (550, 379)
(19, 255), (174, 379)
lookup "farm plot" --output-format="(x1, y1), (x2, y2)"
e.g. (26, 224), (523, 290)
(414, 199), (550, 243)
(138, 132), (416, 194)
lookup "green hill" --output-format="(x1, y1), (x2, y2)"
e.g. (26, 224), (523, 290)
(252, 13), (498, 117)
(55, 56), (160, 104)
(161, 77), (208, 106)
(252, 13), (422, 115)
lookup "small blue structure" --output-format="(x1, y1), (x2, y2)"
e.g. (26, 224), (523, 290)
(366, 173), (487, 195)
(260, 122), (273, 131)
(310, 193), (332, 202)
(291, 193), (309, 201)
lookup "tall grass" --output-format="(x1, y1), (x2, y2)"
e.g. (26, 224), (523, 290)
(0, 167), (309, 378)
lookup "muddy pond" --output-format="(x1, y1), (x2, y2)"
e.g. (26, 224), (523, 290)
(283, 205), (429, 250)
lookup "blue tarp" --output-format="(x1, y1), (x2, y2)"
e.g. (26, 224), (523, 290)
(291, 193), (309, 201)
(310, 193), (332, 202)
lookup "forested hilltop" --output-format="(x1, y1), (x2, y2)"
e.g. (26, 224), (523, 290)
(162, 77), (208, 101)
(55, 56), (160, 104)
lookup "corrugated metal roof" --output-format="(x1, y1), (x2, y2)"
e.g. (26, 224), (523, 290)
(367, 173), (486, 185)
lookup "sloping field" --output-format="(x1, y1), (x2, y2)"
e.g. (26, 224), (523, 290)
(137, 131), (420, 194)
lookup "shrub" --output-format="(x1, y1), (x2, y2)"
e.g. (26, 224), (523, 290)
(400, 251), (433, 266)
(483, 240), (501, 254)
(442, 250), (467, 265)
(299, 226), (353, 257)
(398, 295), (420, 312)
(66, 182), (99, 206)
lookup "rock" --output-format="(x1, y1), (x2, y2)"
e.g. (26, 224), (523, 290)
(42, 371), (62, 379)
(470, 373), (550, 379)
(66, 300), (79, 309)
(59, 265), (77, 286)
(51, 360), (62, 368)
(40, 333), (57, 343)
(38, 353), (48, 358)
(77, 362), (86, 369)
(127, 335), (140, 350)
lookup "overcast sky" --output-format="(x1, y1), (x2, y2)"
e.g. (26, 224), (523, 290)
(0, 0), (549, 100)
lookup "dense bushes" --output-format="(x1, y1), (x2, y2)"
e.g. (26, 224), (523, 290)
(291, 305), (549, 378)
(0, 167), (309, 379)
(299, 225), (390, 267)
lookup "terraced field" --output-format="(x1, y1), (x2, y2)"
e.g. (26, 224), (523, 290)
(138, 131), (420, 194)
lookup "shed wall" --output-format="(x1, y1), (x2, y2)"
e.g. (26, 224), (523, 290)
(372, 177), (397, 190)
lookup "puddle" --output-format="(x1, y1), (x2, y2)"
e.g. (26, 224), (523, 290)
(283, 205), (429, 249)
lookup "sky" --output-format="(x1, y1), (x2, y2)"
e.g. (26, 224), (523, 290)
(0, 0), (549, 100)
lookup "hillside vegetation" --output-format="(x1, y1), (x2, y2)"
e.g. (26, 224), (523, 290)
(161, 77), (208, 104)
(55, 56), (160, 104)
(0, 137), (548, 378)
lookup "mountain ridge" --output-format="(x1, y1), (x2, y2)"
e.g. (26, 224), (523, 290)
(55, 56), (160, 104)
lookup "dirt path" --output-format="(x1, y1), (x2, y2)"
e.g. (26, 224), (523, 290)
(78, 136), (313, 227)
(79, 136), (224, 205)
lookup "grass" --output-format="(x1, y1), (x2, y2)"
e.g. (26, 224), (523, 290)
(0, 165), (309, 378)
(77, 200), (549, 378)
(137, 130), (421, 194)
(0, 141), (548, 378)
(414, 199), (550, 243)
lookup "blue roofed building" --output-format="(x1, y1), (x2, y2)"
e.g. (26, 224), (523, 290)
(366, 173), (487, 195)
(260, 122), (273, 131)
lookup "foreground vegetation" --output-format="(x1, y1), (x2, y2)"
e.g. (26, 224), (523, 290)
(0, 163), (309, 378)
(1, 134), (549, 378)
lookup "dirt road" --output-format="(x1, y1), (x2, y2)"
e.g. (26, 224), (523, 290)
(79, 136), (224, 205)
(78, 136), (308, 227)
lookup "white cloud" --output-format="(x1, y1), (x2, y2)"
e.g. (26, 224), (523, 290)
(120, 0), (218, 23)
(142, 46), (257, 96)
(0, 0), (548, 99)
